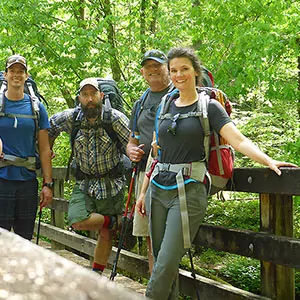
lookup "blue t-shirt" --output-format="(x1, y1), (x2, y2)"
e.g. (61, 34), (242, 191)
(0, 94), (50, 181)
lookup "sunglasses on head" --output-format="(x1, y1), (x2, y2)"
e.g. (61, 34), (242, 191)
(6, 55), (27, 68)
(167, 113), (180, 136)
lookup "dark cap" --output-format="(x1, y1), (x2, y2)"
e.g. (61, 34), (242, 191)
(6, 55), (27, 70)
(79, 78), (100, 92)
(141, 50), (167, 66)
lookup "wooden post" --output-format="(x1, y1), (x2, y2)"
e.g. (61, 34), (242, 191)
(260, 193), (295, 300)
(51, 178), (65, 250)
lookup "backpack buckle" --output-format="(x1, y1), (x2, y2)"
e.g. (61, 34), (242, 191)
(182, 166), (191, 176)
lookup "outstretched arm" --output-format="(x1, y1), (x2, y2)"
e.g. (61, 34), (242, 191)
(219, 122), (298, 175)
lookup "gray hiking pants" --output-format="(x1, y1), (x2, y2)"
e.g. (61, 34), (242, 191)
(145, 182), (207, 300)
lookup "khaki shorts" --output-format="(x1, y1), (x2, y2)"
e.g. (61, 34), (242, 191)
(68, 184), (124, 226)
(133, 171), (149, 237)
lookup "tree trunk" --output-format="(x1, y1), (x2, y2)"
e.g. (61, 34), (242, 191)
(140, 0), (147, 54)
(297, 37), (300, 119)
(101, 0), (123, 82)
(149, 0), (159, 35)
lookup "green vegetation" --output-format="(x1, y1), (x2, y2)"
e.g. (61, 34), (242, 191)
(7, 0), (297, 296)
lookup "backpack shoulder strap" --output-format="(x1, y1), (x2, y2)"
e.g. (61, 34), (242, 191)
(154, 90), (179, 157)
(131, 88), (150, 138)
(70, 106), (83, 148)
(198, 91), (210, 164)
(0, 81), (7, 111)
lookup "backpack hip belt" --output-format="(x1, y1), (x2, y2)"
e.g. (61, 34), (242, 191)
(150, 161), (207, 183)
(0, 154), (36, 171)
(150, 161), (208, 249)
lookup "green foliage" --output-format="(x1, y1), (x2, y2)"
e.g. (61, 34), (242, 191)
(219, 256), (261, 293)
(205, 197), (260, 231)
(0, 0), (298, 116)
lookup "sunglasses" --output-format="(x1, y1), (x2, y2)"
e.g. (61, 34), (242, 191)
(6, 55), (27, 68)
(167, 113), (180, 135)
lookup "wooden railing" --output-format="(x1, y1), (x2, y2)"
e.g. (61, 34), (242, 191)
(36, 167), (300, 300)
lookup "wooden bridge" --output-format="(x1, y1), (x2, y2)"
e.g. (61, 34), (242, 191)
(1, 167), (299, 300)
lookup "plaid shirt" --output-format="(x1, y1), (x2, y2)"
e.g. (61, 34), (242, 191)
(49, 107), (130, 200)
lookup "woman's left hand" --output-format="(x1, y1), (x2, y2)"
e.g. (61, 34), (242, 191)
(268, 160), (298, 176)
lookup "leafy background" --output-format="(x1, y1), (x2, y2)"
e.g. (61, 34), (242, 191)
(0, 0), (299, 297)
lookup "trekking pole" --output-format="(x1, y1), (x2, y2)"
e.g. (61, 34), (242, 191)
(36, 205), (42, 245)
(110, 163), (138, 281)
(188, 249), (201, 300)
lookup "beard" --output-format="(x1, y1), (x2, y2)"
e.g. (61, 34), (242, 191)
(81, 101), (102, 119)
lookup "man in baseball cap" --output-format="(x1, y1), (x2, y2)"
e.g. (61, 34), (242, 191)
(126, 49), (174, 274)
(140, 49), (167, 66)
(5, 54), (27, 70)
(48, 74), (130, 276)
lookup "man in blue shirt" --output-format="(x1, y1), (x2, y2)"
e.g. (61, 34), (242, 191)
(0, 54), (53, 240)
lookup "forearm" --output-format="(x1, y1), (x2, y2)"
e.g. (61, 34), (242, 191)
(38, 130), (52, 182)
(139, 174), (150, 198)
(234, 138), (273, 167)
(40, 150), (52, 182)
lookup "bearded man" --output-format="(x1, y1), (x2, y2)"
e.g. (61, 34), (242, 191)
(49, 78), (130, 275)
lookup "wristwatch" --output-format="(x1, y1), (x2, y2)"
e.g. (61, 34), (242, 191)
(43, 182), (54, 189)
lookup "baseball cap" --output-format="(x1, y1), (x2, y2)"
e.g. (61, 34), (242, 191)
(79, 78), (100, 92)
(6, 55), (27, 70)
(141, 49), (167, 66)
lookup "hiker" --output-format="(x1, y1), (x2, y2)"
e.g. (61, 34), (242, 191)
(136, 47), (297, 300)
(0, 54), (53, 240)
(48, 77), (130, 275)
(126, 49), (174, 273)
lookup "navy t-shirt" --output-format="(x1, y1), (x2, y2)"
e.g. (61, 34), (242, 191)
(0, 94), (50, 181)
(154, 99), (232, 186)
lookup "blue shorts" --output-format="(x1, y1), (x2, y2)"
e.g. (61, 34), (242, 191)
(0, 178), (38, 240)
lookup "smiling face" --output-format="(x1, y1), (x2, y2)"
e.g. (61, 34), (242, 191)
(140, 59), (170, 92)
(169, 57), (199, 92)
(5, 63), (28, 89)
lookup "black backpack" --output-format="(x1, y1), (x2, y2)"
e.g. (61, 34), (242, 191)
(74, 78), (125, 114)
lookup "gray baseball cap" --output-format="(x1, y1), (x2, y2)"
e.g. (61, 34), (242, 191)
(141, 50), (167, 66)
